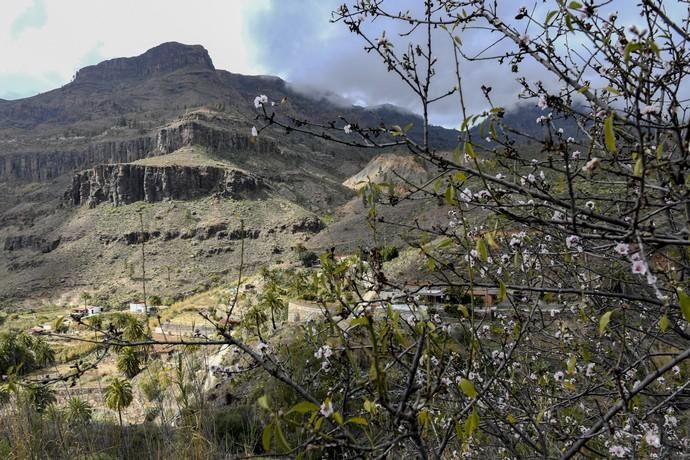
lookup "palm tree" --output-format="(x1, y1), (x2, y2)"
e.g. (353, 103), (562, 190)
(104, 377), (133, 429)
(258, 280), (286, 329)
(66, 397), (93, 425)
(123, 316), (147, 342)
(31, 337), (56, 368)
(117, 347), (141, 378)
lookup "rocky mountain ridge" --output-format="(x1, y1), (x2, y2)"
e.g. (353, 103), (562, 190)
(75, 43), (215, 83)
(64, 164), (265, 208)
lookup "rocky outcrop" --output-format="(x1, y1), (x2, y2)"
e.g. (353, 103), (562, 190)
(65, 164), (264, 207)
(0, 119), (278, 181)
(0, 137), (156, 181)
(74, 42), (215, 83)
(291, 216), (325, 233)
(98, 223), (262, 246)
(4, 235), (60, 253)
(156, 120), (278, 155)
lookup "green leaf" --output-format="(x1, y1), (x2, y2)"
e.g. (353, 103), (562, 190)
(350, 317), (369, 328)
(605, 85), (621, 95)
(476, 239), (488, 262)
(453, 171), (467, 182)
(498, 281), (507, 303)
(363, 399), (377, 415)
(568, 1), (583, 9)
(599, 311), (613, 335)
(445, 184), (456, 205)
(649, 40), (661, 56)
(274, 421), (291, 452)
(678, 289), (690, 322)
(565, 12), (574, 31)
(566, 355), (577, 375)
(434, 178), (442, 194)
(290, 401), (319, 414)
(418, 408), (430, 428)
(403, 122), (414, 133)
(464, 408), (480, 437)
(313, 416), (324, 432)
(624, 42), (643, 63)
(464, 142), (476, 160)
(604, 113), (617, 154)
(437, 238), (454, 250)
(453, 144), (462, 163)
(659, 314), (670, 332)
(258, 395), (270, 410)
(634, 156), (643, 177)
(545, 10), (557, 25)
(262, 422), (273, 452)
(347, 416), (368, 426)
(333, 411), (344, 425)
(459, 378), (478, 398)
(458, 304), (469, 318)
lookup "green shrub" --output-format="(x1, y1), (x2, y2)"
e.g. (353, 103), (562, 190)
(299, 251), (319, 267)
(380, 244), (399, 261)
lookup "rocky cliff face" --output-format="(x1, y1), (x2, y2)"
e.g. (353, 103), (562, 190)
(65, 164), (264, 207)
(0, 118), (278, 181)
(157, 120), (278, 155)
(0, 137), (156, 181)
(74, 42), (215, 83)
(4, 235), (60, 253)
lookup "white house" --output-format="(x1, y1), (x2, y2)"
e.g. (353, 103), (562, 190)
(86, 305), (102, 316)
(129, 303), (159, 315)
(129, 303), (147, 314)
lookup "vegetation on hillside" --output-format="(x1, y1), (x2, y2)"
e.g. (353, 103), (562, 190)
(1, 1), (690, 459)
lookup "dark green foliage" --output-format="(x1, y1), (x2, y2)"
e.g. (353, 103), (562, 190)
(147, 295), (162, 306)
(117, 347), (142, 378)
(380, 244), (399, 261)
(212, 405), (260, 448)
(24, 384), (56, 413)
(66, 397), (93, 426)
(0, 331), (55, 375)
(300, 251), (319, 267)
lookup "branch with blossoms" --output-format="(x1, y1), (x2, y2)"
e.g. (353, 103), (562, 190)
(239, 1), (690, 457)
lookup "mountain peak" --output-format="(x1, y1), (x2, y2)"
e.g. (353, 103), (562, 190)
(74, 42), (215, 83)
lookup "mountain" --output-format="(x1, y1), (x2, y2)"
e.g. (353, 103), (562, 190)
(0, 42), (564, 307)
(0, 42), (463, 307)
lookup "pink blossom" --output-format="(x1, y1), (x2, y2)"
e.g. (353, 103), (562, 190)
(566, 235), (580, 249)
(320, 399), (334, 417)
(631, 259), (648, 275)
(614, 243), (629, 255)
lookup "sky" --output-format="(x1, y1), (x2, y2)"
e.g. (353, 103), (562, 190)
(0, 0), (666, 127)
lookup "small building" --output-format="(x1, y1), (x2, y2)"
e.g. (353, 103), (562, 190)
(414, 287), (446, 306)
(129, 302), (158, 315)
(72, 306), (89, 317)
(129, 302), (147, 314)
(86, 305), (102, 316)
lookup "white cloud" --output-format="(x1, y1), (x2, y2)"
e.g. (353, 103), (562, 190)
(0, 0), (270, 99)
